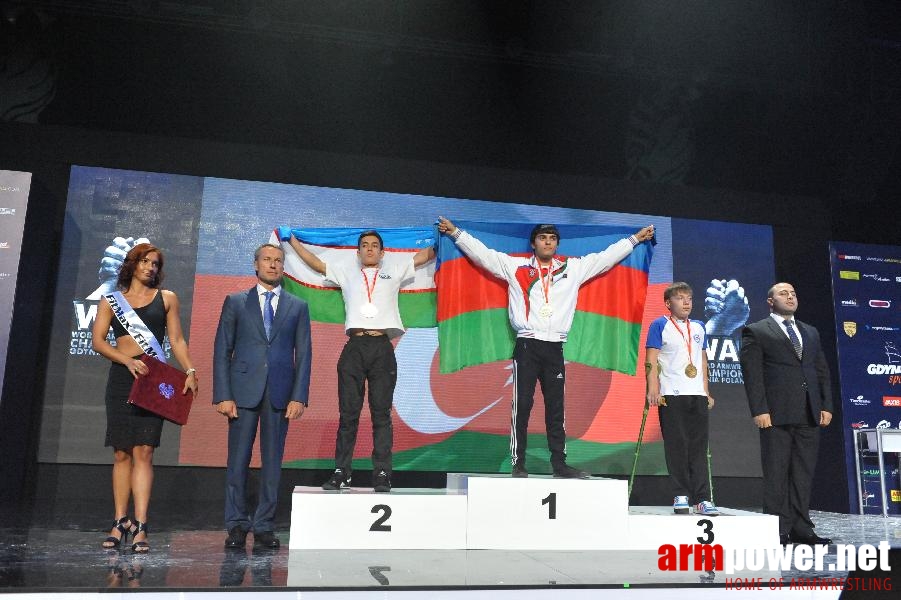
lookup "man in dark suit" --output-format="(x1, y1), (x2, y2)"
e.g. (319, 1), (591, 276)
(214, 243), (312, 550)
(740, 282), (833, 545)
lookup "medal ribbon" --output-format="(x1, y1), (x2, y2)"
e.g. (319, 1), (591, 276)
(667, 315), (694, 369)
(538, 260), (553, 306)
(361, 267), (380, 304)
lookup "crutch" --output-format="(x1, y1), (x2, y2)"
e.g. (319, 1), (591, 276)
(628, 396), (651, 501)
(707, 442), (715, 505)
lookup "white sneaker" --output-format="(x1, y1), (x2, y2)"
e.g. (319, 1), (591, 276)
(673, 495), (690, 514)
(695, 500), (720, 516)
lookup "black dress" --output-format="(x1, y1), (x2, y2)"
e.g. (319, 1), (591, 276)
(104, 290), (168, 449)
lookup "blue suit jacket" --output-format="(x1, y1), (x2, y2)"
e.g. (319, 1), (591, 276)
(213, 287), (312, 409)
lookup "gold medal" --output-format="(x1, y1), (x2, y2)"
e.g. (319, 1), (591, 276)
(685, 364), (698, 378)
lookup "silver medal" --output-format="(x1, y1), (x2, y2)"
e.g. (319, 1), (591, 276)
(538, 303), (554, 318)
(360, 302), (379, 319)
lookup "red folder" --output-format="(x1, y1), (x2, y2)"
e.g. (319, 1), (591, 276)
(127, 354), (194, 425)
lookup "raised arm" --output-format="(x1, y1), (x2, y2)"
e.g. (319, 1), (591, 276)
(286, 233), (326, 275)
(413, 246), (435, 268)
(562, 224), (656, 284)
(437, 216), (516, 280)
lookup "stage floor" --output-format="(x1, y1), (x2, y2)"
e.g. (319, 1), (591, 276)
(1, 509), (899, 598)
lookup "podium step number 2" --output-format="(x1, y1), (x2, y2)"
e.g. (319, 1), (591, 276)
(289, 488), (467, 550)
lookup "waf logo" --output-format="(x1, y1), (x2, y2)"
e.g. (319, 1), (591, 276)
(159, 383), (175, 400)
(883, 396), (901, 408)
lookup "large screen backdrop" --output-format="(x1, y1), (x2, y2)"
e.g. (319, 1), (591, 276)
(38, 166), (773, 477)
(830, 242), (901, 515)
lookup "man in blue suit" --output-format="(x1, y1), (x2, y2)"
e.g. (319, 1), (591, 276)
(214, 243), (312, 550)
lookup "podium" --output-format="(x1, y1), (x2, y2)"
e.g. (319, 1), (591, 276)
(289, 474), (778, 552)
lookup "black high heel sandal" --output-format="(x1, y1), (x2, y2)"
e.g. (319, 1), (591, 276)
(102, 516), (132, 550)
(131, 521), (150, 553)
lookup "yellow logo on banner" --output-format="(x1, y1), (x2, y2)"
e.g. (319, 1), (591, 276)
(844, 322), (857, 338)
(840, 271), (860, 280)
(892, 489), (901, 502)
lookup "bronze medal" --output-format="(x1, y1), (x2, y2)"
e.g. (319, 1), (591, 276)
(685, 363), (698, 378)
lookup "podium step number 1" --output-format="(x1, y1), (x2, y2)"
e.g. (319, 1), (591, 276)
(465, 476), (630, 550)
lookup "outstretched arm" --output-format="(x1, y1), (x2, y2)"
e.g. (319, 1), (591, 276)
(286, 233), (326, 275)
(577, 224), (656, 283)
(413, 246), (435, 268)
(437, 216), (516, 280)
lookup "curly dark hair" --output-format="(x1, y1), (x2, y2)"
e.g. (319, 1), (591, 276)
(116, 243), (165, 290)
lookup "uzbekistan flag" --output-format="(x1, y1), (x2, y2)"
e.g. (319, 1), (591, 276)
(436, 221), (654, 374)
(270, 226), (437, 327)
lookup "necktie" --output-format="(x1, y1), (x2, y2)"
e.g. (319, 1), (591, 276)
(264, 291), (275, 340)
(783, 318), (802, 359)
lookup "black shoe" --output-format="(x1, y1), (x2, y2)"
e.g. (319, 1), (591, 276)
(792, 534), (832, 545)
(373, 470), (392, 492)
(253, 531), (280, 549)
(322, 468), (351, 490)
(512, 463), (528, 478)
(102, 515), (133, 550)
(225, 526), (248, 549)
(553, 464), (590, 479)
(130, 521), (150, 554)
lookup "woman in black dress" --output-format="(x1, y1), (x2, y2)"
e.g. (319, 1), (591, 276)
(92, 243), (198, 552)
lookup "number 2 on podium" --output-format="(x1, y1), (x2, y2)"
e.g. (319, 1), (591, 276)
(370, 504), (392, 532)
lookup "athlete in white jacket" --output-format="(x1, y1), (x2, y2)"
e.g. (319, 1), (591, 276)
(438, 217), (655, 478)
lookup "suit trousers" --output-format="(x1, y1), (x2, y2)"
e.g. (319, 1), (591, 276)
(511, 338), (567, 468)
(224, 394), (289, 532)
(658, 395), (711, 503)
(759, 423), (819, 537)
(335, 335), (397, 475)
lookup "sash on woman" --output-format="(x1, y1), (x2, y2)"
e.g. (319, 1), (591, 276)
(105, 292), (193, 425)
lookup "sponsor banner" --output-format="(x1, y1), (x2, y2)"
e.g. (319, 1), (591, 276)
(0, 171), (31, 405)
(830, 241), (901, 514)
